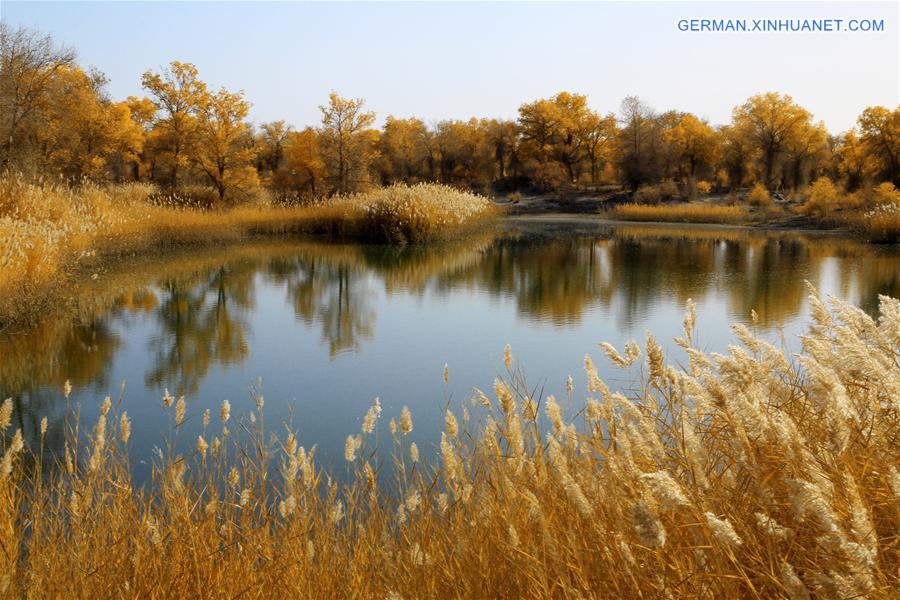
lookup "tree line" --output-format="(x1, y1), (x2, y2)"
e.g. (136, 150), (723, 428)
(2, 24), (898, 204)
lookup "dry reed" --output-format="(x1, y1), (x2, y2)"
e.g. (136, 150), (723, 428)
(0, 178), (497, 326)
(846, 202), (900, 243)
(610, 203), (750, 225)
(1, 286), (897, 598)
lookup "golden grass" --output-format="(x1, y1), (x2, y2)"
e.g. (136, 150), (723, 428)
(335, 183), (496, 244)
(610, 202), (750, 224)
(1, 287), (898, 597)
(845, 203), (900, 244)
(0, 179), (497, 326)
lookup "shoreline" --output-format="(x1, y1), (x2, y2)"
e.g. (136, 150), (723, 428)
(503, 213), (857, 238)
(0, 182), (498, 330)
(495, 190), (899, 243)
(1, 209), (893, 332)
(0, 218), (495, 332)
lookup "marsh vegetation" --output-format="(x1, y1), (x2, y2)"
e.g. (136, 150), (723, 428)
(0, 178), (495, 326)
(1, 288), (898, 597)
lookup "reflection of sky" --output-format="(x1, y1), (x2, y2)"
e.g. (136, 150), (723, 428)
(8, 229), (899, 484)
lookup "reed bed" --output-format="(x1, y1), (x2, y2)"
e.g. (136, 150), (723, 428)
(1, 287), (897, 598)
(610, 203), (751, 224)
(847, 203), (900, 244)
(0, 178), (497, 326)
(335, 183), (496, 244)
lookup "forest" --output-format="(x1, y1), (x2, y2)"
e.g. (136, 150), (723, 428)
(2, 24), (898, 208)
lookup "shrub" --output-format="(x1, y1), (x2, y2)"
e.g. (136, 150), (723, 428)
(507, 191), (523, 204)
(801, 176), (840, 218)
(633, 181), (680, 204)
(746, 183), (771, 208)
(530, 161), (569, 191)
(840, 190), (865, 211)
(872, 182), (900, 206)
(697, 180), (713, 195)
(715, 169), (729, 189)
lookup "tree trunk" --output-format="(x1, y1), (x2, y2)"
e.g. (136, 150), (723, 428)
(763, 148), (775, 189)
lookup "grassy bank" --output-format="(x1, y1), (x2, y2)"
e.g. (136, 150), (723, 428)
(609, 203), (751, 224)
(0, 179), (497, 327)
(606, 181), (900, 244)
(609, 201), (900, 243)
(846, 203), (900, 244)
(0, 288), (897, 597)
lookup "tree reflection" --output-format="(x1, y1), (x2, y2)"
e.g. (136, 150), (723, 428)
(267, 251), (376, 357)
(0, 319), (121, 453)
(145, 263), (255, 395)
(2, 228), (898, 457)
(434, 227), (899, 329)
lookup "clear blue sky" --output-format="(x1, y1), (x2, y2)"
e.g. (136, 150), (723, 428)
(2, 1), (897, 132)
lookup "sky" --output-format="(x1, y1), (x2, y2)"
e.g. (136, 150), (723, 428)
(2, 1), (898, 133)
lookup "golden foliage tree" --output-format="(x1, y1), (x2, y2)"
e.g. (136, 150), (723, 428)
(141, 61), (208, 187)
(435, 118), (492, 185)
(37, 67), (144, 181)
(518, 91), (598, 186)
(193, 88), (258, 202)
(731, 92), (814, 189)
(104, 101), (146, 182)
(256, 120), (292, 177)
(583, 112), (618, 185)
(784, 119), (828, 189)
(278, 127), (327, 197)
(318, 92), (377, 194)
(857, 105), (900, 185)
(122, 95), (158, 180)
(379, 116), (430, 183)
(836, 130), (874, 190)
(0, 23), (77, 171)
(482, 118), (521, 181)
(549, 91), (592, 182)
(665, 113), (719, 179)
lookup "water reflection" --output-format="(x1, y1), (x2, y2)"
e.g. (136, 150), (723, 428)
(1, 321), (121, 453)
(146, 264), (255, 395)
(267, 252), (376, 357)
(1, 222), (897, 464)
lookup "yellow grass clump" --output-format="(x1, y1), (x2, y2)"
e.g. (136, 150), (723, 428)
(847, 202), (900, 244)
(610, 202), (750, 224)
(747, 183), (772, 208)
(1, 287), (898, 597)
(0, 178), (497, 325)
(336, 183), (496, 243)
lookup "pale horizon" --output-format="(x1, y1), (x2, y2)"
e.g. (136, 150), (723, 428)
(3, 0), (898, 133)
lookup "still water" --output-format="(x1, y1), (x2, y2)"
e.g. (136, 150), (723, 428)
(3, 219), (899, 482)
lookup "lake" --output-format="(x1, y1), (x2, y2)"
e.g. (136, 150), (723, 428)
(3, 218), (898, 483)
